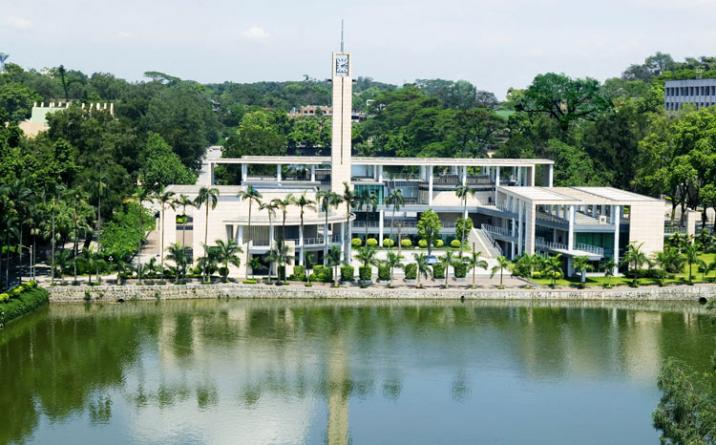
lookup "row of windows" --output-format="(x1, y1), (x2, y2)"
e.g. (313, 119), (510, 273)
(665, 101), (716, 111)
(665, 85), (716, 97)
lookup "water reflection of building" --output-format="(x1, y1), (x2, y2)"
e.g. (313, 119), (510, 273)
(327, 335), (349, 445)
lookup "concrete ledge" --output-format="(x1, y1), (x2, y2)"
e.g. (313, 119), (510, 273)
(46, 283), (716, 303)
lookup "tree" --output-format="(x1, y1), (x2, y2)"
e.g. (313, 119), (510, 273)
(174, 194), (195, 248)
(622, 242), (648, 273)
(326, 245), (342, 287)
(602, 259), (616, 288)
(273, 194), (293, 242)
(385, 188), (405, 252)
(439, 251), (456, 288)
(294, 193), (315, 266)
(656, 247), (686, 274)
(454, 217), (473, 253)
(155, 190), (175, 270)
(259, 200), (278, 276)
(140, 133), (196, 191)
(542, 255), (563, 288)
(385, 251), (404, 287)
(354, 245), (378, 270)
(166, 242), (189, 283)
(0, 82), (39, 122)
(225, 110), (288, 158)
(466, 245), (488, 288)
(417, 209), (442, 256)
(683, 241), (701, 284)
(341, 182), (356, 262)
(267, 239), (293, 282)
(194, 187), (219, 252)
(573, 256), (592, 286)
(214, 239), (242, 282)
(316, 190), (342, 264)
(490, 256), (511, 288)
(413, 253), (432, 288)
(238, 185), (262, 277)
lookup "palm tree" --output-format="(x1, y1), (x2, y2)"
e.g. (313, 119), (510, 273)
(542, 255), (563, 288)
(455, 185), (474, 253)
(155, 190), (176, 270)
(259, 200), (279, 276)
(273, 194), (294, 242)
(602, 258), (616, 288)
(342, 182), (356, 262)
(622, 242), (647, 273)
(354, 245), (379, 282)
(413, 253), (432, 288)
(174, 194), (195, 248)
(326, 245), (342, 287)
(249, 256), (262, 280)
(194, 187), (220, 251)
(439, 251), (457, 288)
(113, 256), (133, 285)
(490, 255), (512, 288)
(268, 239), (294, 282)
(385, 251), (404, 287)
(683, 242), (700, 284)
(68, 192), (92, 283)
(294, 194), (316, 266)
(385, 188), (405, 252)
(55, 249), (72, 282)
(317, 190), (343, 264)
(572, 256), (591, 286)
(238, 185), (263, 277)
(197, 245), (219, 283)
(214, 239), (242, 282)
(467, 245), (488, 288)
(166, 243), (189, 283)
(656, 247), (685, 274)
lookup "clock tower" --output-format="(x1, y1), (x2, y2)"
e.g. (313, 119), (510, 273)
(330, 46), (352, 193)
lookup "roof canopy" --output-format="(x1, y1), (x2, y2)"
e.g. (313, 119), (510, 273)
(210, 156), (554, 167)
(498, 186), (660, 205)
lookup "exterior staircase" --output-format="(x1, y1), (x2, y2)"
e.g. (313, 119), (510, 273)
(468, 228), (502, 259)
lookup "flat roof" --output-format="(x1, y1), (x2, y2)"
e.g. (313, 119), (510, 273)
(211, 156), (554, 167)
(498, 186), (660, 205)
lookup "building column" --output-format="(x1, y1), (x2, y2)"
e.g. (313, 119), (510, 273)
(241, 164), (248, 183)
(516, 167), (522, 186)
(494, 166), (501, 204)
(276, 164), (282, 183)
(525, 203), (536, 255)
(237, 225), (244, 245)
(517, 200), (524, 256)
(377, 165), (383, 183)
(613, 205), (620, 275)
(548, 164), (554, 187)
(568, 205), (575, 251)
(428, 165), (434, 206)
(310, 165), (316, 182)
(298, 226), (304, 266)
(530, 166), (535, 186)
(209, 162), (215, 185)
(378, 209), (384, 244)
(340, 222), (346, 258)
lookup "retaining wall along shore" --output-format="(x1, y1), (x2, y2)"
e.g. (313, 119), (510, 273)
(46, 283), (716, 303)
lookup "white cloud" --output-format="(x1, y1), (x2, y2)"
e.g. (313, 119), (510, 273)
(241, 26), (270, 41)
(5, 16), (32, 30)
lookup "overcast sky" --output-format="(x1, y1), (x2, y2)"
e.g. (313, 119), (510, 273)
(2, 0), (715, 98)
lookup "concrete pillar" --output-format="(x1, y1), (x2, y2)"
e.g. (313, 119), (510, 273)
(276, 165), (282, 183)
(378, 209), (384, 244)
(298, 226), (304, 266)
(516, 167), (522, 186)
(461, 166), (467, 186)
(428, 166), (433, 206)
(613, 205), (620, 275)
(517, 200), (524, 256)
(548, 164), (554, 187)
(209, 163), (215, 185)
(494, 166), (501, 204)
(310, 165), (316, 182)
(241, 164), (248, 183)
(340, 222), (346, 257)
(238, 225), (244, 247)
(525, 203), (535, 255)
(568, 205), (576, 251)
(377, 165), (383, 183)
(530, 166), (535, 186)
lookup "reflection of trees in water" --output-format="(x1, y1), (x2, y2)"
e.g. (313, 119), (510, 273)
(0, 299), (714, 445)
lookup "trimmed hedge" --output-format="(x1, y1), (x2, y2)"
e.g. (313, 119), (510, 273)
(450, 239), (462, 248)
(418, 239), (428, 248)
(366, 238), (378, 247)
(454, 262), (467, 278)
(400, 239), (412, 248)
(311, 265), (333, 283)
(378, 263), (390, 281)
(359, 266), (372, 281)
(382, 238), (395, 248)
(405, 263), (417, 280)
(0, 282), (48, 325)
(341, 264), (355, 282)
(434, 239), (444, 248)
(432, 263), (445, 279)
(290, 265), (306, 281)
(351, 238), (362, 247)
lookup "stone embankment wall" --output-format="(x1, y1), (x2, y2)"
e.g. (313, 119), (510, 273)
(46, 283), (716, 303)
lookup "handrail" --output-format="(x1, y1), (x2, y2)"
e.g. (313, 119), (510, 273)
(478, 228), (503, 256)
(481, 223), (513, 238)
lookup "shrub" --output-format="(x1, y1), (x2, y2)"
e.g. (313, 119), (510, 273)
(454, 261), (467, 278)
(0, 293), (9, 302)
(450, 239), (462, 248)
(351, 238), (362, 247)
(100, 203), (154, 260)
(434, 239), (444, 248)
(418, 239), (428, 248)
(405, 263), (417, 280)
(242, 279), (258, 284)
(378, 263), (390, 281)
(291, 265), (306, 281)
(400, 239), (412, 248)
(366, 238), (378, 247)
(0, 287), (49, 324)
(383, 238), (395, 248)
(359, 266), (372, 281)
(341, 264), (355, 281)
(432, 263), (445, 279)
(313, 265), (333, 283)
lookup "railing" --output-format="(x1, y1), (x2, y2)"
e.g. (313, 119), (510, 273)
(664, 224), (687, 235)
(352, 220), (380, 228)
(481, 223), (514, 238)
(536, 238), (568, 251)
(536, 212), (568, 226)
(251, 234), (342, 248)
(575, 243), (605, 256)
(478, 228), (503, 256)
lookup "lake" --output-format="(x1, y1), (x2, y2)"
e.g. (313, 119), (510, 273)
(0, 299), (713, 445)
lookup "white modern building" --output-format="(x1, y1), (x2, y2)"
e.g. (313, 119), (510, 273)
(160, 46), (664, 278)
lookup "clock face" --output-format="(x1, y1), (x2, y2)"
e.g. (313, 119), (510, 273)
(335, 55), (349, 76)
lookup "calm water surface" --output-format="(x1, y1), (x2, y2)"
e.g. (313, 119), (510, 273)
(0, 299), (714, 445)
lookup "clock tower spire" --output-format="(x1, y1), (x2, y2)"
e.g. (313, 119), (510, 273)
(330, 22), (352, 193)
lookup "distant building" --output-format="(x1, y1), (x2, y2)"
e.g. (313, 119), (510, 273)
(664, 79), (716, 111)
(19, 101), (114, 137)
(288, 105), (365, 122)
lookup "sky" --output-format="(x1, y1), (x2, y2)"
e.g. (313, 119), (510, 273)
(1, 0), (716, 98)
